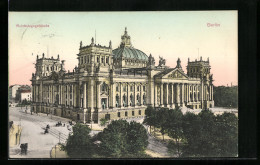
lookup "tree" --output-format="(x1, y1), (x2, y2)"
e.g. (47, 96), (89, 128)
(181, 110), (238, 157)
(98, 119), (148, 158)
(100, 118), (109, 127)
(143, 106), (156, 134)
(181, 110), (217, 157)
(156, 107), (169, 141)
(214, 112), (238, 156)
(64, 123), (94, 158)
(166, 108), (183, 156)
(214, 86), (238, 108)
(181, 112), (201, 157)
(126, 121), (149, 156)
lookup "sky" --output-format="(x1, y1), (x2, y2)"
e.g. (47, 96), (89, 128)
(9, 11), (238, 86)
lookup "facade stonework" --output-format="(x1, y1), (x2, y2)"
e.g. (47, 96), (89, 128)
(31, 28), (214, 123)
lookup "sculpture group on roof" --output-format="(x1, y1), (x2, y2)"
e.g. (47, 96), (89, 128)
(158, 56), (166, 67)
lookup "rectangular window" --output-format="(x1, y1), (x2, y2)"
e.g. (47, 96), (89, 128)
(132, 111), (135, 116)
(70, 94), (72, 99)
(125, 111), (128, 117)
(116, 86), (119, 92)
(139, 110), (141, 115)
(118, 112), (120, 117)
(143, 86), (146, 91)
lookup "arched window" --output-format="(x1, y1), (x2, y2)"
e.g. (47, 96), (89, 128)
(123, 94), (127, 107)
(130, 94), (133, 106)
(143, 94), (146, 105)
(137, 94), (140, 105)
(101, 82), (108, 92)
(116, 85), (119, 92)
(116, 94), (119, 107)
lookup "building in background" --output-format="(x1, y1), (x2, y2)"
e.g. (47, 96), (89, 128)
(15, 85), (32, 103)
(31, 28), (214, 123)
(9, 85), (21, 103)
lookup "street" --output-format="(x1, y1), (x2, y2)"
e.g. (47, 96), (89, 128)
(9, 107), (73, 158)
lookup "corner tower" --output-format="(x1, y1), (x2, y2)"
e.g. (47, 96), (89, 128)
(77, 38), (113, 74)
(187, 57), (214, 109)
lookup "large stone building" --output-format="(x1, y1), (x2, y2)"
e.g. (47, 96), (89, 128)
(31, 28), (214, 123)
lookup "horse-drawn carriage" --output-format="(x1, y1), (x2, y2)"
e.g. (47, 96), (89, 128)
(20, 143), (28, 155)
(44, 124), (50, 134)
(56, 121), (62, 127)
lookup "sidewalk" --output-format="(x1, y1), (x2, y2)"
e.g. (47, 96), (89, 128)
(9, 124), (22, 147)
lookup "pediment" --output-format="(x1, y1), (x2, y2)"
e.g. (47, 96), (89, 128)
(165, 69), (188, 79)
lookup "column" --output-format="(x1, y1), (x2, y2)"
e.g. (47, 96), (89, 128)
(140, 83), (143, 106)
(127, 83), (130, 107)
(186, 84), (188, 103)
(165, 83), (168, 106)
(83, 83), (87, 108)
(176, 84), (179, 104)
(88, 80), (94, 110)
(110, 83), (114, 108)
(171, 83), (174, 105)
(211, 85), (214, 101)
(181, 83), (184, 105)
(188, 84), (190, 103)
(196, 85), (199, 102)
(120, 83), (123, 108)
(134, 82), (136, 107)
(191, 85), (195, 102)
(96, 81), (101, 109)
(160, 83), (163, 106)
(154, 83), (157, 107)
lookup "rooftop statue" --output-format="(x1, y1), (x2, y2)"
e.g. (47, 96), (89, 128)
(158, 56), (166, 67)
(148, 54), (155, 66)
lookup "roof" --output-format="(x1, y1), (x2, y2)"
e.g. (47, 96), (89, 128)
(154, 68), (176, 77)
(113, 47), (148, 61)
(20, 90), (31, 93)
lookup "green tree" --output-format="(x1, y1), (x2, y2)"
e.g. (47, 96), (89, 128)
(143, 106), (157, 134)
(214, 112), (238, 156)
(214, 86), (238, 108)
(99, 118), (109, 126)
(181, 112), (201, 157)
(126, 121), (149, 156)
(182, 110), (216, 157)
(64, 123), (94, 158)
(156, 107), (169, 141)
(98, 119), (148, 158)
(166, 108), (183, 157)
